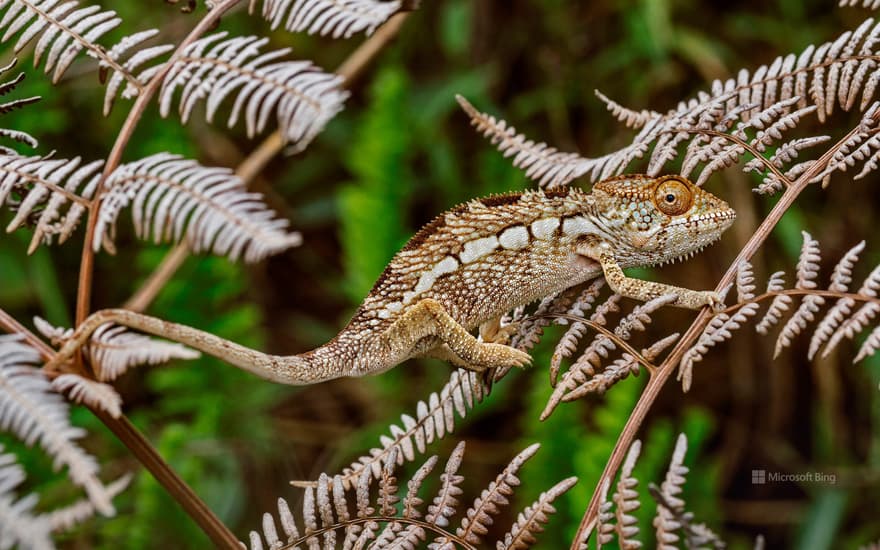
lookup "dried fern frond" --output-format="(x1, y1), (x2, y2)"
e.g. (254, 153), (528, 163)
(451, 443), (539, 547)
(43, 474), (129, 533)
(596, 434), (725, 549)
(84, 323), (201, 381)
(293, 368), (488, 490)
(250, 441), (575, 550)
(679, 262), (761, 391)
(0, 444), (53, 550)
(95, 153), (302, 262)
(254, 0), (410, 38)
(426, 441), (465, 528)
(158, 32), (348, 148)
(35, 316), (200, 384)
(497, 476), (578, 550)
(456, 94), (592, 188)
(594, 479), (614, 549)
(0, 1), (173, 113)
(562, 335), (676, 402)
(99, 29), (174, 115)
(650, 437), (725, 550)
(682, 235), (880, 386)
(50, 374), (122, 418)
(542, 294), (676, 419)
(0, 0), (121, 83)
(1, 452), (127, 547)
(652, 434), (689, 549)
(0, 336), (117, 517)
(611, 440), (642, 548)
(549, 279), (606, 385)
(463, 18), (880, 188)
(0, 154), (103, 253)
(841, 0), (880, 10)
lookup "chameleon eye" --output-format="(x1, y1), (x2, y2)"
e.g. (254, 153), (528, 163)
(653, 177), (693, 216)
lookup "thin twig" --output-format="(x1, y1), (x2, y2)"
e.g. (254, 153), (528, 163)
(720, 288), (880, 315)
(677, 128), (790, 185)
(74, 0), (242, 329)
(529, 312), (661, 374)
(282, 516), (478, 550)
(569, 108), (880, 548)
(122, 11), (411, 313)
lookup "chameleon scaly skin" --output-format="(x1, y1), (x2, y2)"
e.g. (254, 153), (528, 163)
(47, 174), (735, 385)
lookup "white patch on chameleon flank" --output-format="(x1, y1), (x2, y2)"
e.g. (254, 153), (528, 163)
(459, 235), (499, 264)
(530, 217), (560, 240)
(414, 272), (436, 295)
(562, 216), (595, 237)
(499, 225), (529, 250)
(432, 256), (459, 276)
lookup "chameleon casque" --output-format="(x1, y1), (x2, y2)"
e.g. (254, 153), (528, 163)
(47, 174), (735, 385)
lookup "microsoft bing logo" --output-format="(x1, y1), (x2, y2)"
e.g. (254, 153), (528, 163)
(751, 470), (766, 484)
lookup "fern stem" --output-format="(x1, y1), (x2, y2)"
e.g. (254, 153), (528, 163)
(721, 288), (880, 315)
(90, 408), (241, 548)
(531, 313), (660, 373)
(74, 0), (241, 329)
(569, 105), (880, 549)
(0, 306), (54, 360)
(285, 516), (477, 550)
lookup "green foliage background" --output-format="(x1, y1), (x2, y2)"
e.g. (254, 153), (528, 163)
(1, 1), (879, 548)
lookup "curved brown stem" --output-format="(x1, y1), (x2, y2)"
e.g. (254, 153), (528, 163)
(530, 312), (661, 373)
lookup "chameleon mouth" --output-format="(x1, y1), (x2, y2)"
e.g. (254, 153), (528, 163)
(655, 243), (713, 266)
(669, 207), (737, 229)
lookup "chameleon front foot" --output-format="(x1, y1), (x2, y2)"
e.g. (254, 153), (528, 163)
(691, 290), (725, 311)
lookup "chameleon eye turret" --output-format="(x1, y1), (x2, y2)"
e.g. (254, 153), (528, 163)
(653, 176), (693, 216)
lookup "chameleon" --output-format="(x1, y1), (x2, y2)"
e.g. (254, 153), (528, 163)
(45, 174), (735, 385)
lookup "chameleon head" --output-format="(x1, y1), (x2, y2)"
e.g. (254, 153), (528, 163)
(590, 174), (736, 267)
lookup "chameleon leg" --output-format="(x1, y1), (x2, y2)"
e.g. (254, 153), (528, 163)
(384, 298), (532, 371)
(578, 241), (723, 310)
(478, 316), (519, 344)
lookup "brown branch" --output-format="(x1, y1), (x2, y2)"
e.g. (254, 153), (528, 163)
(74, 0), (243, 329)
(0, 307), (54, 359)
(122, 11), (411, 313)
(569, 108), (880, 548)
(91, 408), (240, 548)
